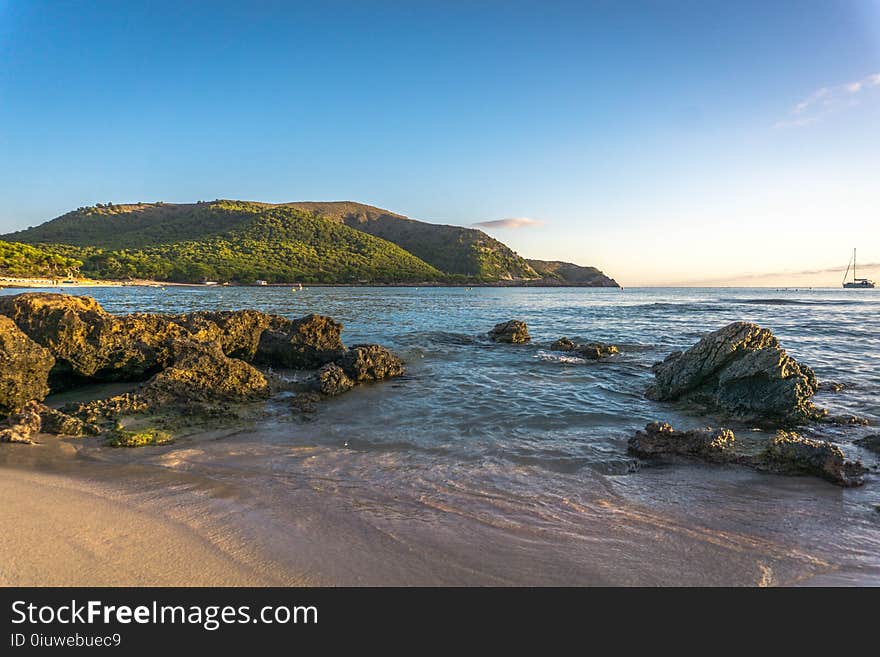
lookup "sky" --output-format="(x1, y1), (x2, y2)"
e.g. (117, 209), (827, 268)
(0, 1), (878, 286)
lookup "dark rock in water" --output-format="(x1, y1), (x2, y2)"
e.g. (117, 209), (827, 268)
(315, 363), (355, 396)
(291, 391), (322, 414)
(646, 322), (822, 425)
(0, 315), (55, 415)
(37, 404), (99, 437)
(337, 344), (405, 382)
(550, 337), (577, 351)
(551, 337), (619, 360)
(142, 340), (269, 405)
(628, 422), (736, 463)
(855, 435), (880, 454)
(488, 320), (530, 344)
(755, 431), (865, 487)
(628, 421), (865, 487)
(824, 414), (869, 426)
(819, 381), (847, 393)
(255, 314), (344, 368)
(0, 400), (43, 444)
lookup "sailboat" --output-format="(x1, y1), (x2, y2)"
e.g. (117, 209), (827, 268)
(842, 248), (875, 288)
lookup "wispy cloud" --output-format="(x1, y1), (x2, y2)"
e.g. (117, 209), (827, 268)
(472, 217), (544, 229)
(776, 72), (880, 128)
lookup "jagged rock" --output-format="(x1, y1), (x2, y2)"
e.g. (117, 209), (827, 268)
(255, 314), (344, 368)
(756, 431), (865, 487)
(168, 310), (272, 360)
(337, 344), (405, 382)
(0, 315), (55, 415)
(37, 405), (99, 437)
(0, 293), (188, 386)
(315, 363), (355, 396)
(141, 340), (269, 405)
(647, 322), (821, 425)
(628, 422), (736, 463)
(819, 381), (847, 393)
(551, 337), (618, 360)
(0, 400), (43, 444)
(488, 320), (530, 344)
(62, 393), (148, 425)
(854, 435), (880, 454)
(628, 422), (865, 487)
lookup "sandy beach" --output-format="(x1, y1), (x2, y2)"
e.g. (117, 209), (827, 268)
(0, 465), (293, 587)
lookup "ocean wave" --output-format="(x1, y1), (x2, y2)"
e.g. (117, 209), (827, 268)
(535, 350), (587, 364)
(727, 298), (863, 306)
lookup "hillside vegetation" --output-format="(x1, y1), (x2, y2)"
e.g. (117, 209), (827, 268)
(0, 240), (82, 278)
(3, 200), (618, 285)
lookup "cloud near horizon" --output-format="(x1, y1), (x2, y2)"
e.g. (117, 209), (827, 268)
(776, 72), (880, 128)
(471, 217), (544, 229)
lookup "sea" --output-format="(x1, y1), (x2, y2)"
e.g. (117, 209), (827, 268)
(2, 285), (879, 585)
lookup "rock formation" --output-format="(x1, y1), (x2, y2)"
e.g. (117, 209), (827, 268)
(647, 322), (821, 425)
(628, 422), (865, 487)
(0, 315), (54, 414)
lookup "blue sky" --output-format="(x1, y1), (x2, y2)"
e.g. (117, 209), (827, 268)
(1, 1), (878, 285)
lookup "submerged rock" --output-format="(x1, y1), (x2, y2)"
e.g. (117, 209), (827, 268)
(0, 400), (43, 444)
(854, 435), (880, 454)
(628, 422), (865, 487)
(0, 315), (55, 415)
(551, 337), (619, 360)
(647, 322), (821, 425)
(488, 320), (530, 344)
(315, 363), (356, 396)
(255, 314), (344, 368)
(142, 340), (269, 405)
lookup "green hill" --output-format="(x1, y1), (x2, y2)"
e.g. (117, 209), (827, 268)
(526, 260), (619, 287)
(3, 200), (618, 285)
(279, 202), (539, 280)
(0, 240), (82, 279)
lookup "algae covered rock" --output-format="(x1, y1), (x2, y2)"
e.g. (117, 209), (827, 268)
(142, 340), (269, 405)
(551, 337), (618, 360)
(0, 314), (55, 415)
(255, 314), (344, 368)
(647, 322), (821, 425)
(488, 320), (530, 344)
(106, 427), (174, 448)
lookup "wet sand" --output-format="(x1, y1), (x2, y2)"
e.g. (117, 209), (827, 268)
(0, 465), (297, 586)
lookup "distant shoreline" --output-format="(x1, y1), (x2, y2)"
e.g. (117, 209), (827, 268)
(0, 277), (621, 289)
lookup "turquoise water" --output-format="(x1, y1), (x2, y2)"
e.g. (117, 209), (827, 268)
(3, 286), (880, 585)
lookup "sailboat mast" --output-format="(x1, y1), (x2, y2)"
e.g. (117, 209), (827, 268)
(854, 248), (857, 281)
